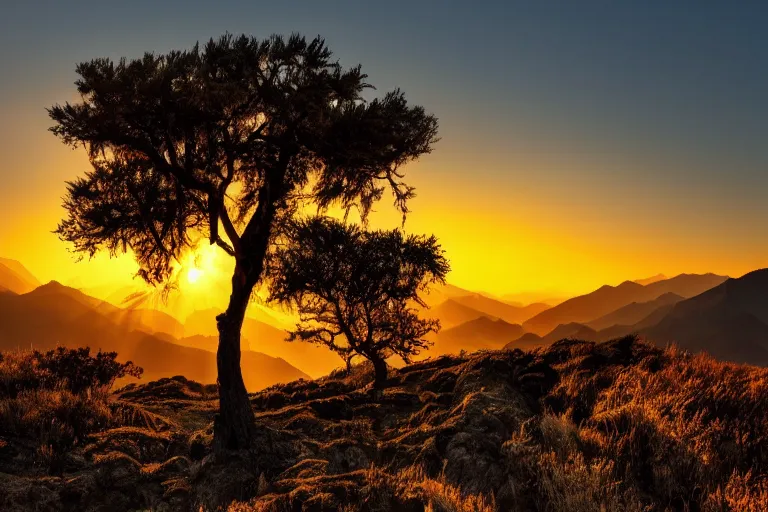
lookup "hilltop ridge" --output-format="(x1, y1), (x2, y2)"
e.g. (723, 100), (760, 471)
(1, 336), (766, 511)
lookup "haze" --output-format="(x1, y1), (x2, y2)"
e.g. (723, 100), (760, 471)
(1, 1), (767, 302)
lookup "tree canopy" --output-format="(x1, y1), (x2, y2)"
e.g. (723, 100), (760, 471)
(51, 34), (438, 285)
(269, 217), (450, 388)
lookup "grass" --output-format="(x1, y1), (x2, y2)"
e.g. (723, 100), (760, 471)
(1, 336), (768, 511)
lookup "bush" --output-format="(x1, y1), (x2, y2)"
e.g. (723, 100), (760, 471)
(0, 347), (142, 398)
(0, 348), (143, 473)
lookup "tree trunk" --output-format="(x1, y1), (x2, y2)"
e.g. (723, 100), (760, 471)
(213, 274), (257, 452)
(372, 356), (388, 390)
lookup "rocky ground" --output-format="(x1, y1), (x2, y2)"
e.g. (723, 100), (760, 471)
(2, 336), (767, 511)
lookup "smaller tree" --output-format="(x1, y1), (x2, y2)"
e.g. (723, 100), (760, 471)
(269, 217), (449, 389)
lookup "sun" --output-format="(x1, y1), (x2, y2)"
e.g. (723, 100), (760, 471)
(187, 267), (203, 284)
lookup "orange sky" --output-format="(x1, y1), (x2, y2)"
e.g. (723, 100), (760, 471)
(2, 3), (767, 306)
(1, 135), (764, 308)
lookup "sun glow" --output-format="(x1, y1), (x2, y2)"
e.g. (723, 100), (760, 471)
(187, 267), (203, 284)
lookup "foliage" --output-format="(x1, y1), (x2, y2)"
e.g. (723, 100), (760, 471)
(0, 349), (142, 473)
(49, 33), (439, 286)
(0, 347), (142, 398)
(268, 216), (449, 386)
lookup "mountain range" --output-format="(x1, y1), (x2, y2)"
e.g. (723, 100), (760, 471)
(4, 256), (768, 377)
(522, 273), (728, 335)
(430, 316), (525, 355)
(0, 261), (309, 390)
(641, 269), (768, 365)
(183, 308), (342, 378)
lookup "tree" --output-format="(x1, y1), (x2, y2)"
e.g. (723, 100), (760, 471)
(49, 34), (438, 450)
(268, 217), (449, 390)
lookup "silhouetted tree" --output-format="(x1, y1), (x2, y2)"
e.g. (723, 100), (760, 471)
(268, 217), (449, 390)
(48, 34), (438, 450)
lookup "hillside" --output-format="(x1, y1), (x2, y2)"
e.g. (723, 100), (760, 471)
(523, 273), (727, 335)
(641, 268), (768, 365)
(0, 282), (309, 390)
(451, 293), (550, 324)
(425, 298), (492, 329)
(505, 322), (597, 350)
(0, 259), (39, 295)
(586, 292), (684, 331)
(430, 316), (525, 355)
(2, 337), (767, 511)
(185, 308), (343, 378)
(633, 273), (667, 285)
(108, 308), (186, 338)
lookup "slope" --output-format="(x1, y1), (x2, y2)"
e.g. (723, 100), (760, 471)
(523, 273), (727, 335)
(451, 293), (550, 324)
(432, 316), (525, 355)
(0, 283), (309, 389)
(641, 268), (768, 365)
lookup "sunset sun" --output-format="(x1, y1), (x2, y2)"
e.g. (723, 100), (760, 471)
(187, 267), (203, 284)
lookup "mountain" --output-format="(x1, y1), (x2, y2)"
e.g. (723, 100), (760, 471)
(505, 331), (545, 350)
(502, 292), (567, 307)
(634, 274), (667, 286)
(451, 293), (550, 324)
(185, 308), (343, 378)
(523, 273), (728, 335)
(0, 259), (40, 295)
(586, 292), (684, 331)
(432, 316), (525, 355)
(0, 265), (26, 295)
(644, 273), (728, 298)
(425, 299), (492, 329)
(640, 269), (768, 365)
(505, 322), (597, 350)
(108, 308), (186, 338)
(0, 258), (40, 291)
(421, 282), (477, 308)
(0, 282), (309, 389)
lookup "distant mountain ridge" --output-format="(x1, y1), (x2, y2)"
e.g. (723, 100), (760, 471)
(634, 274), (667, 286)
(0, 259), (40, 295)
(450, 294), (550, 325)
(0, 281), (309, 389)
(505, 322), (597, 351)
(586, 292), (684, 331)
(523, 273), (728, 335)
(640, 269), (768, 365)
(432, 316), (525, 355)
(184, 308), (342, 378)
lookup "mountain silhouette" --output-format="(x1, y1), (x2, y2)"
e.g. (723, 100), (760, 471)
(506, 322), (597, 350)
(640, 269), (768, 365)
(426, 299), (493, 329)
(633, 274), (667, 286)
(421, 282), (477, 308)
(432, 316), (525, 355)
(0, 259), (40, 295)
(523, 273), (727, 335)
(108, 308), (186, 338)
(0, 282), (309, 389)
(451, 294), (550, 324)
(501, 292), (567, 307)
(185, 308), (343, 378)
(587, 292), (684, 331)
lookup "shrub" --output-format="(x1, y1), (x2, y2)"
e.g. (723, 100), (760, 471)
(0, 347), (142, 398)
(0, 347), (143, 474)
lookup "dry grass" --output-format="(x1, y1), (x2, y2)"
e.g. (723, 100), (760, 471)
(2, 336), (768, 511)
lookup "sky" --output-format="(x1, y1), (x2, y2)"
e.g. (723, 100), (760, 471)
(0, 1), (767, 302)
